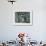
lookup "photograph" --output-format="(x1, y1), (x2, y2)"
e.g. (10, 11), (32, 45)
(15, 11), (33, 26)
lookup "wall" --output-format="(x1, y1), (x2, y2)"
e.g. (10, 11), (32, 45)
(0, 0), (46, 42)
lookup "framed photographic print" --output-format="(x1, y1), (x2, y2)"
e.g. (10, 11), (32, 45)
(14, 11), (33, 26)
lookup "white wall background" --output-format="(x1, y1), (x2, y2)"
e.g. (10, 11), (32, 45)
(0, 0), (46, 42)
